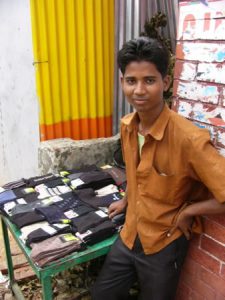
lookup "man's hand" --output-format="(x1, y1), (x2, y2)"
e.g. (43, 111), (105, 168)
(168, 209), (194, 240)
(168, 198), (225, 240)
(108, 198), (127, 219)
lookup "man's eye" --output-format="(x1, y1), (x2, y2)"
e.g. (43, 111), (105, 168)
(126, 79), (135, 85)
(146, 78), (155, 84)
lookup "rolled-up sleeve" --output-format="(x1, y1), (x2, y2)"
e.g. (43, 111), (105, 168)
(188, 131), (225, 203)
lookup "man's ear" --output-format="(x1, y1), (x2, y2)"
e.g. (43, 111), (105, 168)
(163, 75), (171, 92)
(120, 76), (124, 86)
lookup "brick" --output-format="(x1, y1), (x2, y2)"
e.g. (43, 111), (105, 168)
(201, 235), (225, 262)
(174, 61), (197, 81)
(197, 63), (225, 84)
(216, 292), (225, 300)
(190, 290), (205, 300)
(180, 263), (217, 299)
(172, 79), (179, 97)
(175, 100), (193, 118)
(191, 234), (201, 247)
(207, 215), (225, 228)
(176, 280), (192, 300)
(222, 88), (225, 107)
(203, 218), (225, 244)
(189, 244), (220, 273)
(14, 265), (35, 281)
(175, 42), (184, 60)
(176, 81), (219, 104)
(178, 19), (197, 41)
(175, 290), (188, 300)
(180, 19), (225, 41)
(200, 267), (225, 297)
(176, 42), (225, 63)
(221, 264), (225, 280)
(192, 103), (225, 127)
(181, 257), (202, 278)
(174, 60), (183, 80)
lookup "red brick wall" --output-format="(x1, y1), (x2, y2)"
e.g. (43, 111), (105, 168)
(173, 1), (225, 299)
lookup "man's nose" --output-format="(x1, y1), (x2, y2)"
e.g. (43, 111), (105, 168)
(134, 82), (145, 95)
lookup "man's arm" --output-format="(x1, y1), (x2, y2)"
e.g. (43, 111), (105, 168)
(169, 198), (225, 240)
(108, 189), (128, 219)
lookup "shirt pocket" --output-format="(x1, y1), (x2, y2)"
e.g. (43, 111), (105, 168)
(141, 166), (177, 204)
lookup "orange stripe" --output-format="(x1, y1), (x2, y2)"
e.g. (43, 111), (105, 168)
(40, 116), (112, 141)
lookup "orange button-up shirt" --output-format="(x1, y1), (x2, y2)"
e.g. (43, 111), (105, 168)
(120, 105), (225, 254)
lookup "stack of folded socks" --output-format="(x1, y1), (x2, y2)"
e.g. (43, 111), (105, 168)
(26, 222), (71, 247)
(75, 187), (123, 209)
(30, 233), (83, 267)
(76, 220), (117, 245)
(0, 164), (127, 266)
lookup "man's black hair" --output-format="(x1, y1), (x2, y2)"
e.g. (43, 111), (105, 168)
(117, 37), (169, 78)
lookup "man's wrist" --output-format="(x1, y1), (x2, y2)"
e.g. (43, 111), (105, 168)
(183, 204), (195, 218)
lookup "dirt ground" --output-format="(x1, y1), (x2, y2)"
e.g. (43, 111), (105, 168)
(0, 227), (139, 300)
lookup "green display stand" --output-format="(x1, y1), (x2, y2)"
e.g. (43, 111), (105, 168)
(1, 216), (118, 300)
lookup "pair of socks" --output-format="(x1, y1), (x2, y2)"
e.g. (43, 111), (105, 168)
(0, 190), (17, 205)
(36, 202), (94, 224)
(27, 173), (59, 187)
(10, 211), (46, 228)
(35, 184), (71, 199)
(70, 170), (115, 190)
(20, 221), (49, 242)
(76, 220), (116, 245)
(30, 233), (83, 267)
(71, 210), (109, 233)
(101, 165), (126, 186)
(74, 188), (123, 209)
(95, 184), (119, 196)
(2, 179), (27, 190)
(26, 223), (71, 247)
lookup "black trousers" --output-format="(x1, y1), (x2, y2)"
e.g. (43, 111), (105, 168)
(91, 235), (189, 300)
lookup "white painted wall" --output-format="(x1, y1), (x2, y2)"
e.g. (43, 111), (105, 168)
(0, 0), (39, 185)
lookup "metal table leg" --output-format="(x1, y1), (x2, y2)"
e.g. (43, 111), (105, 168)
(1, 217), (25, 300)
(40, 275), (53, 300)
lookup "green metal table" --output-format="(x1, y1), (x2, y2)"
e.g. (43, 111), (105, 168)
(1, 215), (118, 300)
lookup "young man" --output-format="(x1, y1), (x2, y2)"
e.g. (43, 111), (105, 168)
(92, 37), (225, 300)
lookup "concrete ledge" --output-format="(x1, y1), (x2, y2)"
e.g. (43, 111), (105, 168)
(38, 135), (120, 174)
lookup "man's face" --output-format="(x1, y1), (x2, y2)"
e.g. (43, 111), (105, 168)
(121, 61), (170, 114)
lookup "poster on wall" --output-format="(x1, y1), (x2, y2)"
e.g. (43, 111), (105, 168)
(173, 0), (225, 148)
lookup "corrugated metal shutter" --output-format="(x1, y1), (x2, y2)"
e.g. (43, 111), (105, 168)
(30, 0), (114, 141)
(113, 0), (178, 134)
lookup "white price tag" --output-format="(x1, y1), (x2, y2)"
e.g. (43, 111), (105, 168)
(76, 230), (92, 240)
(57, 186), (71, 194)
(4, 201), (16, 212)
(53, 223), (68, 229)
(71, 178), (84, 188)
(17, 198), (27, 204)
(0, 187), (6, 193)
(95, 210), (108, 218)
(64, 210), (79, 219)
(51, 195), (63, 202)
(42, 225), (57, 235)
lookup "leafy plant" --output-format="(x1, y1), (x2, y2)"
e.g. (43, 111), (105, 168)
(140, 12), (175, 107)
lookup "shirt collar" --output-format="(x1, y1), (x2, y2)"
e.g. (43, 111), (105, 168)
(121, 104), (171, 141)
